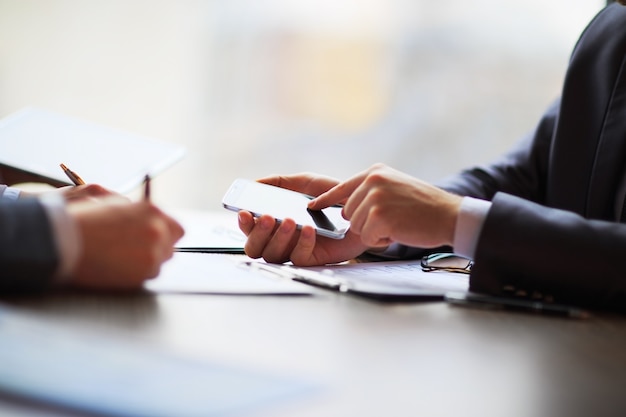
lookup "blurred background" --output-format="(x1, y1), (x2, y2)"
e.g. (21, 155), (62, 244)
(0, 0), (606, 210)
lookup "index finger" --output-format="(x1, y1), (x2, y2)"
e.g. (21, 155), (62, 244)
(307, 171), (367, 210)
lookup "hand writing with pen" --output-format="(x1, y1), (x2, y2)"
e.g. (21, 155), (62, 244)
(18, 165), (184, 291)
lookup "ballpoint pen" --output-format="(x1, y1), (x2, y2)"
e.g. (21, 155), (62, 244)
(60, 163), (86, 186)
(143, 174), (151, 201)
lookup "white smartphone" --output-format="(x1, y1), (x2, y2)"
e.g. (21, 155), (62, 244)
(222, 178), (350, 239)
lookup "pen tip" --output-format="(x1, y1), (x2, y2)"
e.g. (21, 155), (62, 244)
(60, 163), (67, 170)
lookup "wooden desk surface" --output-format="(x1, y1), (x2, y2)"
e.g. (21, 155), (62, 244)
(1, 285), (626, 417)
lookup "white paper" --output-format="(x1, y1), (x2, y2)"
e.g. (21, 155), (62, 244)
(146, 253), (313, 295)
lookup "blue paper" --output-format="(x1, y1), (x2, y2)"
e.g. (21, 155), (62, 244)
(0, 306), (317, 417)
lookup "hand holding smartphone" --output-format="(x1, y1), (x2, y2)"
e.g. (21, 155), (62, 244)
(222, 178), (350, 239)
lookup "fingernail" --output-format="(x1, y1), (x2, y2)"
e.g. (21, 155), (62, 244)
(280, 219), (295, 233)
(302, 226), (315, 239)
(259, 216), (272, 229)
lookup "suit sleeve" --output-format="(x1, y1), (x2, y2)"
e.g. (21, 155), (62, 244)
(0, 199), (59, 291)
(471, 194), (626, 312)
(392, 4), (626, 311)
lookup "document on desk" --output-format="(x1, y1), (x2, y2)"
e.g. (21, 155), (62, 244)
(146, 252), (314, 295)
(149, 253), (467, 299)
(168, 208), (246, 253)
(0, 305), (318, 417)
(258, 259), (470, 300)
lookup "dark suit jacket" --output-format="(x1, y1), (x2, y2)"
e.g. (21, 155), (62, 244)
(0, 197), (58, 291)
(435, 4), (626, 311)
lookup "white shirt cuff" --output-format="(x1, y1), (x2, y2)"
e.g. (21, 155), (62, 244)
(39, 192), (82, 283)
(453, 197), (492, 259)
(0, 186), (21, 200)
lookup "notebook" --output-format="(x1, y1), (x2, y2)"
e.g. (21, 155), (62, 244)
(169, 208), (246, 254)
(0, 107), (186, 193)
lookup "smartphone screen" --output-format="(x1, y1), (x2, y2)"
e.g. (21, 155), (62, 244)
(222, 178), (350, 239)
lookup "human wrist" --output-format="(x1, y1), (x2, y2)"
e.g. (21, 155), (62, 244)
(443, 193), (464, 247)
